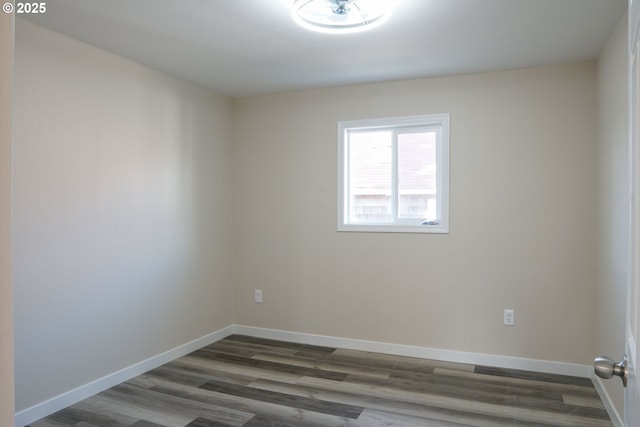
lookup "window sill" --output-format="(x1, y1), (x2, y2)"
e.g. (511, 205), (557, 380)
(337, 224), (449, 234)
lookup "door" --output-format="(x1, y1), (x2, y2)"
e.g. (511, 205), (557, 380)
(627, 0), (640, 424)
(595, 2), (640, 425)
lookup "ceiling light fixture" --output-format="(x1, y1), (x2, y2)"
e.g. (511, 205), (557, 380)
(292, 0), (395, 34)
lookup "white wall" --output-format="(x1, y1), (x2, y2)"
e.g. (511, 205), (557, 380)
(0, 4), (15, 427)
(596, 9), (629, 419)
(232, 63), (598, 365)
(13, 19), (234, 411)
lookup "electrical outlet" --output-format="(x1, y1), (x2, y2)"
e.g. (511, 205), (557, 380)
(254, 289), (263, 304)
(503, 309), (515, 326)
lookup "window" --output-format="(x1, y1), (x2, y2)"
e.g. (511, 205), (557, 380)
(338, 114), (449, 233)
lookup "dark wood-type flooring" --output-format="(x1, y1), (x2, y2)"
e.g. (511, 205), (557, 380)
(29, 335), (613, 427)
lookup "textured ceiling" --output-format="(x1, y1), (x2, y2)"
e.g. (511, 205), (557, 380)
(22, 0), (627, 98)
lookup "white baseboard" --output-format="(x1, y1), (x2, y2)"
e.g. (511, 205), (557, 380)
(232, 325), (593, 378)
(591, 374), (624, 427)
(15, 324), (598, 427)
(14, 325), (234, 427)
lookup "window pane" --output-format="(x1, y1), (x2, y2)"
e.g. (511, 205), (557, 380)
(398, 131), (437, 220)
(348, 131), (392, 223)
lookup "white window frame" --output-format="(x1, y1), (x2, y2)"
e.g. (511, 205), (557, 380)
(337, 114), (450, 234)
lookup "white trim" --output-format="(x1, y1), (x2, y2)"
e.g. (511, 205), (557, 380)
(232, 325), (591, 378)
(336, 223), (450, 234)
(14, 325), (234, 427)
(16, 324), (600, 426)
(591, 375), (624, 427)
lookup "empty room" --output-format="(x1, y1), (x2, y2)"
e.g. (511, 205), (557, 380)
(1, 0), (639, 425)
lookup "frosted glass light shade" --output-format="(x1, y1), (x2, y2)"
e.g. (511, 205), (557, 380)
(292, 0), (395, 34)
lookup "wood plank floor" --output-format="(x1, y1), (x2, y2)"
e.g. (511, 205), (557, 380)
(28, 335), (613, 427)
